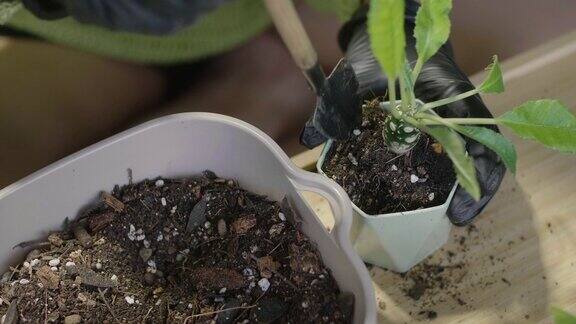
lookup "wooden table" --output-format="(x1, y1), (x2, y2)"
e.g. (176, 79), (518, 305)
(291, 31), (576, 323)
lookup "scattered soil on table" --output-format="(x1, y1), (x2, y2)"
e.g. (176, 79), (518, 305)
(0, 172), (352, 323)
(323, 101), (456, 214)
(374, 224), (518, 320)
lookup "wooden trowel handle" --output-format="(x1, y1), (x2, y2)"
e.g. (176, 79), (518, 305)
(263, 0), (318, 70)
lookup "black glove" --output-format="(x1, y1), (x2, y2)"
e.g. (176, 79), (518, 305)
(22, 0), (230, 34)
(302, 1), (506, 226)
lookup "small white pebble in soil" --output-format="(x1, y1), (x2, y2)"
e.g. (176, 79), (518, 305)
(170, 206), (177, 214)
(50, 267), (58, 272)
(319, 274), (325, 279)
(219, 287), (227, 294)
(278, 212), (286, 222)
(161, 197), (167, 206)
(23, 261), (30, 268)
(111, 275), (118, 281)
(428, 192), (435, 201)
(250, 245), (259, 253)
(95, 262), (102, 270)
(188, 303), (193, 309)
(391, 165), (398, 171)
(125, 296), (135, 305)
(30, 259), (40, 267)
(19, 279), (30, 285)
(204, 221), (211, 229)
(155, 179), (165, 187)
(353, 129), (361, 136)
(157, 232), (164, 241)
(302, 301), (309, 308)
(258, 278), (270, 292)
(143, 240), (150, 248)
(48, 258), (60, 267)
(65, 261), (76, 268)
(410, 174), (419, 183)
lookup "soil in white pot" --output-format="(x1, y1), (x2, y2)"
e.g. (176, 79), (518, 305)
(0, 172), (352, 323)
(322, 102), (456, 214)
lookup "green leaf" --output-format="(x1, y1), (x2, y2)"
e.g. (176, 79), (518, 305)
(478, 55), (505, 93)
(368, 0), (405, 80)
(498, 99), (576, 153)
(453, 125), (517, 174)
(552, 307), (576, 324)
(414, 0), (452, 64)
(426, 126), (481, 200)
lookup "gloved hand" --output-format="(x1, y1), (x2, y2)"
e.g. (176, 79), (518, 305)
(22, 0), (230, 34)
(301, 1), (506, 226)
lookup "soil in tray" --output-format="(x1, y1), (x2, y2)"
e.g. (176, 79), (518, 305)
(0, 172), (352, 323)
(322, 101), (457, 215)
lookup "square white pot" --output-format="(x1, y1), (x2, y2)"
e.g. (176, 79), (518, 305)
(0, 113), (376, 323)
(317, 101), (457, 273)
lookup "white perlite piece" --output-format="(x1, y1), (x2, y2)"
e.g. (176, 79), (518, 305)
(48, 258), (60, 267)
(143, 240), (150, 248)
(258, 278), (270, 292)
(155, 179), (165, 187)
(161, 198), (167, 206)
(410, 174), (419, 183)
(391, 165), (398, 171)
(51, 267), (58, 272)
(111, 275), (118, 281)
(30, 259), (40, 267)
(19, 279), (30, 285)
(65, 261), (76, 268)
(353, 129), (361, 136)
(219, 287), (227, 294)
(170, 206), (177, 214)
(127, 224), (137, 241)
(125, 296), (135, 304)
(157, 232), (164, 241)
(278, 212), (286, 222)
(95, 262), (102, 270)
(23, 261), (30, 268)
(428, 193), (435, 201)
(347, 153), (358, 166)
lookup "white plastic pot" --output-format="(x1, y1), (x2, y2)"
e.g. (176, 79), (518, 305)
(317, 101), (457, 273)
(0, 113), (376, 324)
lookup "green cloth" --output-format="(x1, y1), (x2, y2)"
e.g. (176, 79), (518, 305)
(4, 0), (360, 64)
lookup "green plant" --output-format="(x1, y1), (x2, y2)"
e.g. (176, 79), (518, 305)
(553, 307), (576, 324)
(367, 0), (576, 200)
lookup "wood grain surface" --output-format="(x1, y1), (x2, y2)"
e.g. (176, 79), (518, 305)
(291, 31), (576, 323)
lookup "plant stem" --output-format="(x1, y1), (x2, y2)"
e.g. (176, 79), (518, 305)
(420, 88), (479, 112)
(412, 57), (424, 82)
(398, 75), (409, 112)
(421, 117), (497, 125)
(388, 79), (397, 110)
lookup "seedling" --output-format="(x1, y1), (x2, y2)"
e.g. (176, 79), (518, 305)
(367, 0), (576, 200)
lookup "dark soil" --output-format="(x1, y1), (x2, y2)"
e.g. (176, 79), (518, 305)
(322, 101), (456, 214)
(0, 172), (351, 323)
